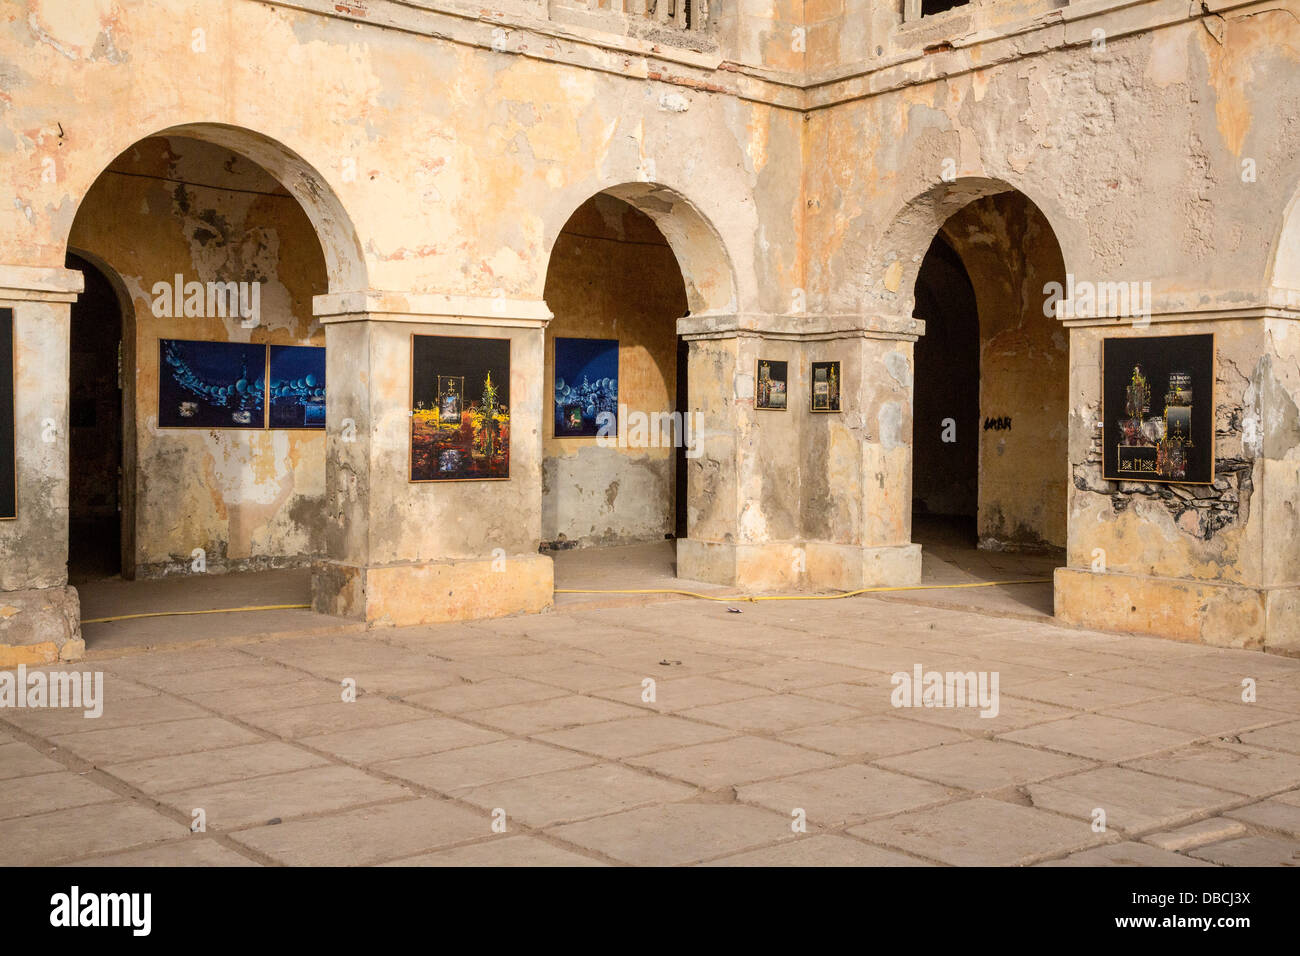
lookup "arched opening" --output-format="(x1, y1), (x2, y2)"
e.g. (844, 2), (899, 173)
(65, 252), (128, 585)
(541, 192), (691, 585)
(65, 132), (338, 628)
(911, 235), (980, 547)
(909, 189), (1069, 611)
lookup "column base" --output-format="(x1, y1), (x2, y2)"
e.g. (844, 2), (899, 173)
(0, 586), (83, 668)
(677, 539), (922, 591)
(312, 554), (553, 628)
(1054, 567), (1300, 654)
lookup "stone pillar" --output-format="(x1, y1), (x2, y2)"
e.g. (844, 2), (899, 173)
(0, 264), (84, 666)
(1053, 301), (1300, 653)
(676, 312), (922, 591)
(311, 292), (554, 627)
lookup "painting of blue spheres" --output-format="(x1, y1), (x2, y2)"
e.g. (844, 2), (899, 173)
(268, 345), (327, 429)
(553, 337), (618, 437)
(158, 339), (266, 429)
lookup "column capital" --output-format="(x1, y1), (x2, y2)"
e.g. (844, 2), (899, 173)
(0, 264), (83, 304)
(313, 290), (553, 328)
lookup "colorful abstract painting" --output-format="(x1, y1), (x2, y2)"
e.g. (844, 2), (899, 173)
(553, 337), (618, 437)
(268, 345), (326, 429)
(411, 335), (511, 481)
(158, 339), (266, 429)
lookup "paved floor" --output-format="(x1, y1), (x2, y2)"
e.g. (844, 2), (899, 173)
(3, 594), (1299, 866)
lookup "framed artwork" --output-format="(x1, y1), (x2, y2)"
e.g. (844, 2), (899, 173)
(1103, 333), (1214, 484)
(0, 309), (14, 519)
(267, 345), (326, 429)
(411, 334), (511, 481)
(810, 360), (841, 413)
(553, 337), (618, 437)
(158, 339), (266, 429)
(756, 359), (788, 410)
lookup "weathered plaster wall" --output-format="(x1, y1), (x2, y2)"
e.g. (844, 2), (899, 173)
(541, 194), (686, 548)
(67, 136), (328, 577)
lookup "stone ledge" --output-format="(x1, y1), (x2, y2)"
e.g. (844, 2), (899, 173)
(1054, 567), (1300, 654)
(678, 312), (924, 341)
(312, 554), (554, 627)
(677, 538), (922, 591)
(0, 586), (83, 669)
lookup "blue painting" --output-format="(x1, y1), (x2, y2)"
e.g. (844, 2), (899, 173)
(158, 339), (265, 429)
(553, 337), (618, 437)
(268, 345), (326, 429)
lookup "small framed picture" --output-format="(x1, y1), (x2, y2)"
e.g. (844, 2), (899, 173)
(756, 359), (787, 410)
(810, 361), (841, 413)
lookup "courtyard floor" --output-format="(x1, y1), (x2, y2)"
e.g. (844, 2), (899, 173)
(3, 595), (1300, 866)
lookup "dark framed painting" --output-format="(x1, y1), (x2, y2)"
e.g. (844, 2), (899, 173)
(1103, 333), (1214, 484)
(810, 360), (841, 413)
(411, 335), (510, 481)
(268, 345), (326, 429)
(0, 308), (15, 519)
(553, 337), (618, 437)
(756, 359), (788, 410)
(158, 339), (266, 429)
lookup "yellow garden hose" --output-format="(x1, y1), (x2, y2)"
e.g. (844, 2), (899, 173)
(82, 603), (311, 624)
(79, 578), (1051, 623)
(554, 578), (1052, 602)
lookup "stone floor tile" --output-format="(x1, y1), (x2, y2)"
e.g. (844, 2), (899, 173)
(0, 770), (119, 820)
(679, 694), (859, 734)
(382, 835), (606, 866)
(779, 714), (968, 757)
(1222, 795), (1300, 838)
(1144, 817), (1250, 851)
(455, 762), (695, 827)
(157, 764), (410, 830)
(1188, 835), (1300, 866)
(403, 678), (568, 713)
(1100, 696), (1293, 737)
(700, 834), (932, 866)
(712, 660), (874, 692)
(999, 714), (1198, 762)
(229, 797), (488, 865)
(533, 714), (735, 758)
(1012, 675), (1171, 711)
(237, 697), (431, 739)
(49, 717), (263, 764)
(1025, 766), (1239, 833)
(737, 764), (955, 826)
(102, 740), (329, 793)
(1036, 842), (1214, 866)
(1238, 720), (1300, 754)
(847, 798), (1107, 866)
(888, 695), (1076, 735)
(183, 679), (341, 716)
(1125, 743), (1300, 797)
(0, 801), (189, 866)
(592, 675), (768, 712)
(300, 716), (505, 764)
(374, 738), (595, 793)
(64, 839), (259, 866)
(0, 740), (64, 779)
(548, 804), (795, 866)
(466, 695), (646, 734)
(625, 736), (836, 789)
(878, 739), (1092, 792)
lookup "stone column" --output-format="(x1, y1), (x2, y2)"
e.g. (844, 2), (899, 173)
(311, 292), (554, 627)
(1053, 299), (1300, 653)
(676, 312), (922, 591)
(0, 264), (84, 666)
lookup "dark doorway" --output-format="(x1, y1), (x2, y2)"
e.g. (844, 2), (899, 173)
(66, 253), (124, 584)
(911, 234), (980, 545)
(674, 334), (689, 539)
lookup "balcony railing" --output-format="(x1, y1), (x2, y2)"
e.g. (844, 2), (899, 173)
(563, 0), (709, 32)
